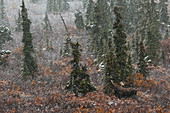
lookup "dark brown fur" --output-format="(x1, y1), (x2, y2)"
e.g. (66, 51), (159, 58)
(111, 80), (137, 98)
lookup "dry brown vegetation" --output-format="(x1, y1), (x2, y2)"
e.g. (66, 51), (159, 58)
(0, 56), (169, 113)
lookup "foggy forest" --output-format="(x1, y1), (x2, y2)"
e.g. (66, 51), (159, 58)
(0, 0), (169, 112)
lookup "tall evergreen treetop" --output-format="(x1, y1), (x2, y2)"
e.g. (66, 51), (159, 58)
(21, 0), (38, 78)
(113, 7), (128, 82)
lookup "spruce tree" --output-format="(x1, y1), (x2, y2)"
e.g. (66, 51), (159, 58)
(0, 0), (5, 20)
(137, 0), (149, 40)
(137, 41), (148, 78)
(66, 42), (95, 96)
(0, 50), (11, 66)
(46, 0), (53, 13)
(46, 36), (49, 50)
(126, 42), (133, 78)
(113, 7), (128, 82)
(103, 38), (120, 95)
(145, 0), (161, 66)
(93, 0), (111, 41)
(115, 0), (131, 34)
(63, 37), (71, 57)
(21, 0), (38, 78)
(78, 65), (96, 96)
(46, 0), (69, 13)
(82, 0), (88, 9)
(137, 0), (161, 66)
(159, 0), (169, 26)
(60, 47), (63, 57)
(88, 0), (111, 59)
(42, 13), (52, 32)
(60, 12), (71, 57)
(164, 29), (169, 39)
(130, 0), (146, 65)
(128, 0), (142, 34)
(0, 0), (8, 25)
(132, 33), (140, 64)
(62, 0), (69, 11)
(85, 0), (95, 29)
(126, 53), (134, 86)
(66, 42), (81, 94)
(110, 0), (116, 8)
(15, 10), (22, 32)
(0, 26), (12, 49)
(53, 0), (58, 12)
(49, 40), (53, 49)
(56, 0), (62, 12)
(159, 0), (169, 38)
(161, 49), (166, 68)
(75, 10), (84, 31)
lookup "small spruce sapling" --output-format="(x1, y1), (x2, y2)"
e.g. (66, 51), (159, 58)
(66, 42), (95, 96)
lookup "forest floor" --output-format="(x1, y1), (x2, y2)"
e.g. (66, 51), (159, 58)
(0, 57), (169, 113)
